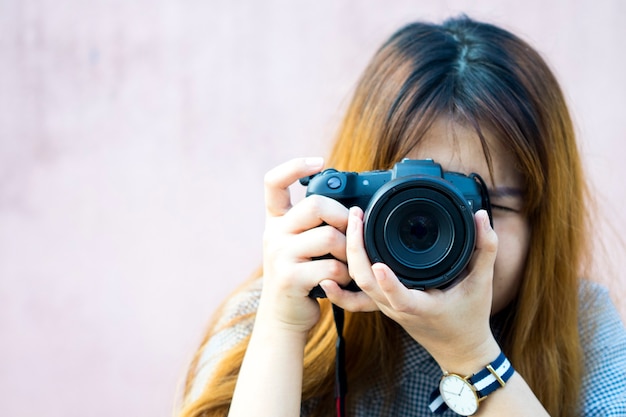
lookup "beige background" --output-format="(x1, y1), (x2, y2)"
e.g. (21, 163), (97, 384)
(1, 1), (625, 416)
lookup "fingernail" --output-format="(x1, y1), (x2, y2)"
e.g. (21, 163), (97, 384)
(305, 157), (324, 168)
(482, 210), (492, 231)
(348, 212), (356, 233)
(349, 206), (363, 218)
(348, 207), (358, 233)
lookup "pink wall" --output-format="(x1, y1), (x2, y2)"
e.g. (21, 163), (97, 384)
(1, 1), (625, 416)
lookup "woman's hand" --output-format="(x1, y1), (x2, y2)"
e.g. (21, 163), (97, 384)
(322, 206), (501, 373)
(230, 159), (353, 417)
(257, 157), (352, 334)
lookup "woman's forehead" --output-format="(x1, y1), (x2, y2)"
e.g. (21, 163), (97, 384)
(404, 117), (521, 188)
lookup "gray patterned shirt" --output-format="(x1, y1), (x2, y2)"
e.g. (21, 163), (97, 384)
(190, 279), (626, 416)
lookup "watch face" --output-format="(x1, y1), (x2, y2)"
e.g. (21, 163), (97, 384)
(439, 374), (479, 416)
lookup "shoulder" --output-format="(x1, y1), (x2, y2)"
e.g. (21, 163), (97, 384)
(212, 278), (263, 330)
(187, 277), (263, 402)
(578, 280), (626, 350)
(578, 280), (626, 414)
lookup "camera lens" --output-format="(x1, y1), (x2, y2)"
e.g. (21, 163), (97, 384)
(385, 199), (454, 269)
(363, 176), (476, 289)
(399, 212), (439, 252)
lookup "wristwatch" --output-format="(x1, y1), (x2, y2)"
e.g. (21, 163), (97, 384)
(428, 351), (515, 416)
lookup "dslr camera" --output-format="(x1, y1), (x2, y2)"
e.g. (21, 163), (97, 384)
(301, 159), (492, 298)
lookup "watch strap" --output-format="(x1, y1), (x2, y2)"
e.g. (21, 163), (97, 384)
(428, 351), (515, 414)
(468, 351), (514, 397)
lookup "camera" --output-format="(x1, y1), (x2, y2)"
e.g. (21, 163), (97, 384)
(300, 159), (492, 298)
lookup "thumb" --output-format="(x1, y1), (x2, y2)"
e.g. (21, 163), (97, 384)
(466, 210), (498, 284)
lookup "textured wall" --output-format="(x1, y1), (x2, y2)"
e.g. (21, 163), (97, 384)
(1, 1), (625, 416)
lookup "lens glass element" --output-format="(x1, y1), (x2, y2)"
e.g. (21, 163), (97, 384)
(399, 212), (439, 252)
(384, 198), (454, 269)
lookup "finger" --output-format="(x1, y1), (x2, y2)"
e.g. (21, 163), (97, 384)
(345, 206), (384, 297)
(272, 259), (350, 296)
(280, 194), (349, 234)
(287, 224), (348, 262)
(311, 259), (350, 286)
(320, 280), (379, 312)
(264, 157), (324, 217)
(371, 263), (428, 314)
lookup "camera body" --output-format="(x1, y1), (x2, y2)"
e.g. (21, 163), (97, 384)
(301, 159), (491, 297)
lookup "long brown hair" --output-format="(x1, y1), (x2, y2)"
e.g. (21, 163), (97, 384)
(179, 16), (588, 417)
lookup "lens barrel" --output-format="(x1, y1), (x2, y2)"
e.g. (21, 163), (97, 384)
(363, 176), (476, 289)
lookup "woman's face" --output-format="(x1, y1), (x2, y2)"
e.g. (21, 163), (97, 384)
(406, 117), (529, 314)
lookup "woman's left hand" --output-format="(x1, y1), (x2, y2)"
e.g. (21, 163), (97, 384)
(321, 206), (502, 373)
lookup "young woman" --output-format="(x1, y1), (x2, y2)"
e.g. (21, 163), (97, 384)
(178, 16), (626, 416)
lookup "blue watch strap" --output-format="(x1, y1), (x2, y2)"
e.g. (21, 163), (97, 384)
(428, 388), (448, 414)
(428, 351), (515, 414)
(469, 351), (514, 397)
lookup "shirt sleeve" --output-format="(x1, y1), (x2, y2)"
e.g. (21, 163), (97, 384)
(186, 278), (263, 403)
(578, 281), (626, 415)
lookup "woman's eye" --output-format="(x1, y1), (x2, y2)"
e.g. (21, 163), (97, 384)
(488, 187), (523, 214)
(491, 203), (518, 213)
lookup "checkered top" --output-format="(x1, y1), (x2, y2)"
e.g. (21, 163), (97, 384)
(189, 279), (626, 416)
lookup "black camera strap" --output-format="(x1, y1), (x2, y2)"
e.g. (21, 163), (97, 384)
(469, 173), (494, 227)
(332, 303), (347, 417)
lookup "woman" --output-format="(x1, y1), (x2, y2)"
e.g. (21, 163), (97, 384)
(178, 16), (626, 416)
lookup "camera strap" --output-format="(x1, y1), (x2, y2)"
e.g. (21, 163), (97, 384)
(332, 303), (347, 417)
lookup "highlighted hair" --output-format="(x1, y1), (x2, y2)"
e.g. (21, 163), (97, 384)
(179, 16), (588, 417)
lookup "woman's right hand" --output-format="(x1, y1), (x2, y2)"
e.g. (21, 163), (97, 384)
(229, 159), (352, 417)
(257, 157), (352, 334)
